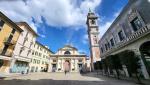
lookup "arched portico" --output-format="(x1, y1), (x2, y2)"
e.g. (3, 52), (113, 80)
(0, 59), (4, 71)
(139, 41), (150, 76)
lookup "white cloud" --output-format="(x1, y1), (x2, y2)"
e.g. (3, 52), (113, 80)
(149, 0), (150, 3)
(38, 33), (46, 38)
(99, 20), (113, 38)
(0, 0), (102, 31)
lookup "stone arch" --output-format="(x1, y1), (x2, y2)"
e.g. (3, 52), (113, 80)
(0, 59), (4, 68)
(139, 41), (150, 76)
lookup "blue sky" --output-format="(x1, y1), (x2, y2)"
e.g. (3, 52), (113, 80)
(0, 0), (128, 56)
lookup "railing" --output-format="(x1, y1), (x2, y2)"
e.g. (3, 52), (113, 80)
(4, 50), (13, 57)
(101, 26), (150, 57)
(0, 49), (13, 57)
(3, 38), (16, 45)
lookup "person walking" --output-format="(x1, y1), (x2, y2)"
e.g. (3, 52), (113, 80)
(64, 70), (67, 75)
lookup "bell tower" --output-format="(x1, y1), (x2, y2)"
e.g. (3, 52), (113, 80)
(86, 10), (100, 71)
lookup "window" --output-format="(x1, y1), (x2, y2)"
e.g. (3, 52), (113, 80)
(27, 50), (31, 56)
(53, 60), (56, 62)
(110, 38), (115, 47)
(94, 38), (98, 44)
(105, 44), (108, 51)
(11, 28), (16, 34)
(37, 45), (39, 49)
(131, 17), (143, 32)
(101, 47), (104, 53)
(78, 59), (82, 62)
(64, 51), (71, 55)
(0, 19), (5, 31)
(91, 19), (95, 24)
(34, 44), (36, 48)
(32, 51), (34, 55)
(40, 47), (42, 51)
(107, 42), (110, 49)
(118, 30), (124, 41)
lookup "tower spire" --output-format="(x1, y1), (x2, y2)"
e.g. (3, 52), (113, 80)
(89, 8), (92, 13)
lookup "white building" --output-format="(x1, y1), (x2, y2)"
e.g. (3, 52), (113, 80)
(29, 41), (53, 72)
(10, 22), (38, 73)
(49, 45), (90, 72)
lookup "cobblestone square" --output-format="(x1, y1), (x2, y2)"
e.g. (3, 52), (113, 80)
(0, 73), (138, 85)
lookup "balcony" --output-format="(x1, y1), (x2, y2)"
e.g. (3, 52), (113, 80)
(3, 38), (16, 46)
(0, 49), (13, 57)
(101, 26), (150, 57)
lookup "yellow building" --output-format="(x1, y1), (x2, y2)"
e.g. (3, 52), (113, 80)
(0, 12), (23, 73)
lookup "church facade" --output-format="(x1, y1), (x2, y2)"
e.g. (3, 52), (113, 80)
(49, 45), (90, 72)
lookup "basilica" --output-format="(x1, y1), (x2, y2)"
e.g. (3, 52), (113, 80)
(48, 45), (91, 72)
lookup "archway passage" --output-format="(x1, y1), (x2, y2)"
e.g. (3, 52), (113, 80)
(0, 59), (4, 68)
(140, 41), (150, 76)
(63, 60), (70, 72)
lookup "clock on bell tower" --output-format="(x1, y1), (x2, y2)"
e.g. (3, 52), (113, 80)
(86, 9), (101, 71)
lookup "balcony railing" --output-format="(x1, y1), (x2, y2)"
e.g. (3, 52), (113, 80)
(3, 38), (16, 46)
(101, 26), (150, 57)
(0, 49), (13, 57)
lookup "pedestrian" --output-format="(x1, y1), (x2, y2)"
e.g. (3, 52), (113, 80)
(65, 70), (67, 75)
(26, 69), (29, 74)
(21, 71), (24, 75)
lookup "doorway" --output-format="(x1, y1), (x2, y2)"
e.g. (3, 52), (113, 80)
(52, 64), (57, 72)
(63, 60), (70, 72)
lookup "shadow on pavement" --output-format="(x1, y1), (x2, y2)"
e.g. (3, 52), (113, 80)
(0, 79), (116, 85)
(80, 72), (141, 85)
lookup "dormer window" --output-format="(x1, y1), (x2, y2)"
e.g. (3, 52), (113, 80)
(64, 51), (71, 55)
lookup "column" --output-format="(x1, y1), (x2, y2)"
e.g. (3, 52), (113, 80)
(122, 65), (129, 77)
(75, 59), (78, 72)
(133, 49), (150, 79)
(61, 59), (64, 72)
(10, 57), (16, 73)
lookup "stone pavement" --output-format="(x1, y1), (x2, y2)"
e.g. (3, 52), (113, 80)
(0, 72), (139, 85)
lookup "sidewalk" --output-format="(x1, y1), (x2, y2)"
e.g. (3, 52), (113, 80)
(92, 72), (150, 85)
(0, 72), (29, 80)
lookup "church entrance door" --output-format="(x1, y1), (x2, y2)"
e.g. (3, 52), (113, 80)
(63, 60), (70, 72)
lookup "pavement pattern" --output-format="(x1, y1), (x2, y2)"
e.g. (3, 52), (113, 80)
(0, 72), (139, 85)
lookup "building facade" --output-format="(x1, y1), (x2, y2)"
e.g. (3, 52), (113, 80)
(29, 41), (53, 72)
(49, 45), (90, 72)
(0, 12), (23, 73)
(10, 22), (38, 73)
(99, 0), (150, 79)
(86, 10), (101, 70)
